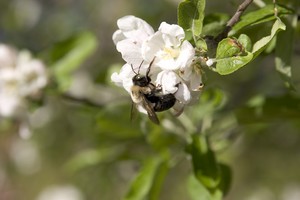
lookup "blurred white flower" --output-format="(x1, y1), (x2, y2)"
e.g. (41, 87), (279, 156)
(36, 185), (84, 200)
(9, 138), (41, 175)
(19, 122), (32, 139)
(0, 43), (48, 118)
(17, 51), (48, 97)
(0, 67), (21, 94)
(12, 0), (42, 29)
(0, 44), (17, 68)
(111, 16), (203, 115)
(282, 185), (300, 200)
(0, 93), (24, 118)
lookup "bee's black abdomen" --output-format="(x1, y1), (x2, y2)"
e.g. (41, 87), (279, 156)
(146, 94), (176, 112)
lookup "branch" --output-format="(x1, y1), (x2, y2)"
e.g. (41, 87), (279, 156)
(61, 93), (104, 108)
(215, 0), (253, 42)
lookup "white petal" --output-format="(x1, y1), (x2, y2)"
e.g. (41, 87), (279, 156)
(122, 78), (133, 94)
(116, 39), (144, 66)
(175, 83), (191, 104)
(142, 32), (180, 70)
(176, 41), (195, 70)
(179, 65), (192, 81)
(111, 63), (134, 93)
(20, 62), (48, 96)
(141, 32), (164, 62)
(112, 30), (125, 45)
(156, 58), (178, 71)
(0, 93), (24, 117)
(0, 67), (20, 83)
(172, 101), (185, 116)
(156, 70), (179, 94)
(117, 15), (154, 42)
(158, 22), (185, 47)
(111, 72), (123, 87)
(0, 44), (17, 68)
(0, 68), (21, 95)
(189, 71), (203, 91)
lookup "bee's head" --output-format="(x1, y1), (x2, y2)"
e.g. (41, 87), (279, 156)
(132, 74), (151, 87)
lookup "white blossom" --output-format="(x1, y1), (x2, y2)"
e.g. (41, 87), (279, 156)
(0, 44), (17, 68)
(17, 51), (48, 97)
(0, 43), (48, 118)
(111, 61), (154, 93)
(155, 70), (180, 94)
(142, 22), (194, 71)
(36, 185), (84, 200)
(111, 16), (203, 115)
(0, 93), (24, 118)
(112, 15), (154, 67)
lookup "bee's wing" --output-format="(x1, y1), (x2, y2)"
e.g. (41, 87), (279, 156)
(130, 102), (138, 122)
(140, 95), (160, 125)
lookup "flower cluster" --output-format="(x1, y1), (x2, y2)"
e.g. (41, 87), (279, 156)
(111, 15), (203, 114)
(0, 44), (48, 118)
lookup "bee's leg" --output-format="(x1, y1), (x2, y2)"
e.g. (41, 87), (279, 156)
(155, 84), (162, 92)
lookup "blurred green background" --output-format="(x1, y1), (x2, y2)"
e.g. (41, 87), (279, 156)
(0, 0), (300, 200)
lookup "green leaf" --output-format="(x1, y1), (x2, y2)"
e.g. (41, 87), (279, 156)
(275, 16), (297, 90)
(215, 37), (253, 75)
(64, 147), (123, 173)
(215, 19), (286, 75)
(51, 32), (98, 91)
(252, 19), (286, 58)
(217, 38), (242, 57)
(178, 0), (206, 37)
(218, 163), (232, 196)
(237, 34), (252, 52)
(124, 156), (165, 200)
(230, 4), (293, 35)
(188, 175), (222, 200)
(187, 134), (220, 189)
(148, 152), (170, 200)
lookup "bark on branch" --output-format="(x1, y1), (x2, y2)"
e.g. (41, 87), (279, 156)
(215, 0), (253, 42)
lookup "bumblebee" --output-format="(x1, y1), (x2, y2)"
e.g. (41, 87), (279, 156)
(131, 59), (176, 124)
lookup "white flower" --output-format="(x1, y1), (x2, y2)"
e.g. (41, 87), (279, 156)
(0, 67), (21, 94)
(0, 93), (24, 118)
(36, 185), (84, 200)
(142, 22), (195, 71)
(111, 61), (155, 93)
(9, 138), (41, 175)
(0, 43), (48, 118)
(111, 16), (203, 116)
(112, 15), (155, 67)
(111, 63), (134, 93)
(0, 44), (17, 68)
(156, 70), (180, 94)
(17, 51), (48, 97)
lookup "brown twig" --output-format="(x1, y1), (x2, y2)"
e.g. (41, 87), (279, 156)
(215, 0), (254, 42)
(61, 93), (103, 108)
